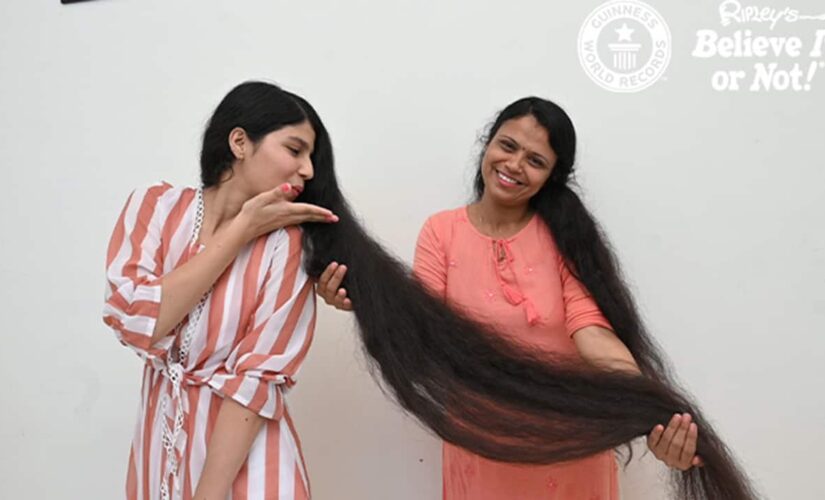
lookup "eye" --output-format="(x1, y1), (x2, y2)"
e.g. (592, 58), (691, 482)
(528, 156), (546, 168)
(286, 146), (301, 156)
(499, 139), (516, 152)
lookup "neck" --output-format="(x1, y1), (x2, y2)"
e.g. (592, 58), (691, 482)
(471, 193), (532, 236)
(201, 174), (249, 238)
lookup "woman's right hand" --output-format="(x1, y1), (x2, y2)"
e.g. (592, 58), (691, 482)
(234, 183), (338, 242)
(317, 262), (352, 311)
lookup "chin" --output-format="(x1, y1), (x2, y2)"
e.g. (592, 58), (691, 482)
(485, 188), (520, 206)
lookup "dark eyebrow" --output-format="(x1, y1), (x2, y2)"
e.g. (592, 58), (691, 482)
(500, 134), (550, 165)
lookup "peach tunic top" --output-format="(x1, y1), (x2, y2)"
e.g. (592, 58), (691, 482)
(413, 206), (619, 500)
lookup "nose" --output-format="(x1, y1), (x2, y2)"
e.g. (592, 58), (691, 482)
(298, 158), (314, 181)
(503, 151), (526, 173)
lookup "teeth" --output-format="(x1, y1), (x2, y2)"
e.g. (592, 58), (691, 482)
(497, 170), (521, 185)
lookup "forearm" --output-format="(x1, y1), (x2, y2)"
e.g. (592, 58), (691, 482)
(193, 397), (265, 499)
(572, 325), (641, 374)
(151, 222), (247, 344)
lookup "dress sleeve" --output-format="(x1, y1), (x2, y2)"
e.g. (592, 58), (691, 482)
(558, 255), (614, 337)
(103, 183), (175, 359)
(412, 216), (448, 299)
(207, 227), (317, 420)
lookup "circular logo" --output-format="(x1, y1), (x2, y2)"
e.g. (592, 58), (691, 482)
(577, 0), (672, 93)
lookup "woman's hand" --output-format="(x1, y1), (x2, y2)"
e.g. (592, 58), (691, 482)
(317, 262), (352, 311)
(234, 183), (338, 242)
(647, 413), (705, 470)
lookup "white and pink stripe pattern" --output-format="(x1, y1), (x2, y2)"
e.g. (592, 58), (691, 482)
(104, 183), (316, 499)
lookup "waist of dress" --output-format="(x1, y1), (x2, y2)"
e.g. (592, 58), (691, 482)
(148, 358), (209, 387)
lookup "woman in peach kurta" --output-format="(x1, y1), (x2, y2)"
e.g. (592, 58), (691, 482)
(412, 206), (619, 500)
(317, 97), (703, 499)
(317, 97), (702, 500)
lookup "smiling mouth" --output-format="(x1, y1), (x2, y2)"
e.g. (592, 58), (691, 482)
(494, 168), (524, 186)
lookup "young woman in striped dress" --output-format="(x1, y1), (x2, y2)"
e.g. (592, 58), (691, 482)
(103, 82), (337, 500)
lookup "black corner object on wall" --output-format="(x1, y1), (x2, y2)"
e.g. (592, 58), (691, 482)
(61, 0), (100, 4)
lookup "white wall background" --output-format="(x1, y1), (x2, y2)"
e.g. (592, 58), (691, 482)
(1, 0), (823, 498)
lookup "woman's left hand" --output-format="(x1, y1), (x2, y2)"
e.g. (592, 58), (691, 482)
(317, 262), (353, 311)
(647, 413), (705, 470)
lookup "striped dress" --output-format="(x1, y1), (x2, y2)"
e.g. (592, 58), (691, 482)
(103, 182), (316, 500)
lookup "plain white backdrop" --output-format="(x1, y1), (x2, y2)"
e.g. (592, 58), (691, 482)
(1, 0), (823, 498)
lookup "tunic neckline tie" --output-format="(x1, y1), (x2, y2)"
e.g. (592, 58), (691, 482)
(491, 239), (540, 326)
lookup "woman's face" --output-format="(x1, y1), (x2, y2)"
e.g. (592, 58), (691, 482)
(233, 120), (316, 198)
(480, 115), (557, 208)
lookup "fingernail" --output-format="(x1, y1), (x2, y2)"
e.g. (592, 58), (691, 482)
(327, 215), (339, 222)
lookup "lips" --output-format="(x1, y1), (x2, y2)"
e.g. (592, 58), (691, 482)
(291, 185), (304, 196)
(494, 168), (524, 186)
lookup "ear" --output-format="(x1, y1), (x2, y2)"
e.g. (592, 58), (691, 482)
(228, 127), (249, 160)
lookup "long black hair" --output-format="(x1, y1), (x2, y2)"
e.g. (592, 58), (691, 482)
(202, 82), (758, 499)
